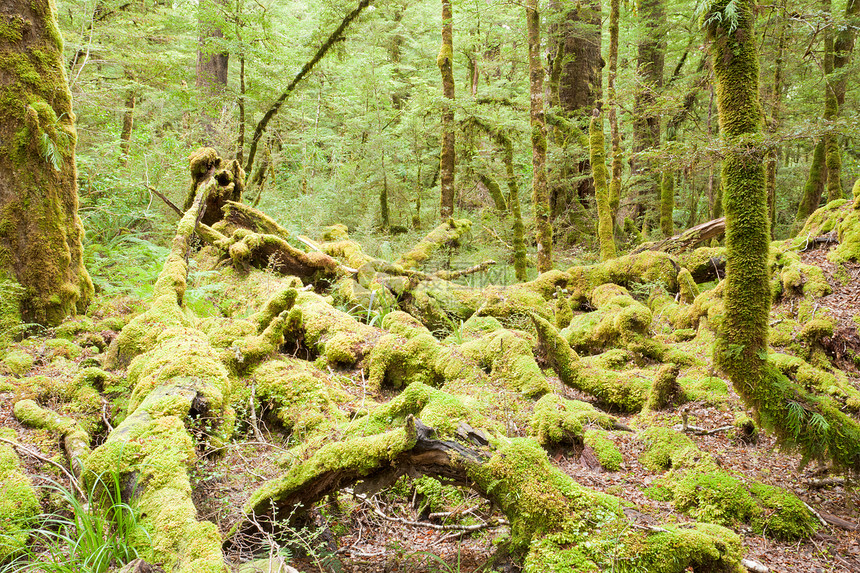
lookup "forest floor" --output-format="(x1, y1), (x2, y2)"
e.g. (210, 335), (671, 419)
(2, 234), (860, 573)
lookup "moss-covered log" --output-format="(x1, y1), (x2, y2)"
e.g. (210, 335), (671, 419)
(94, 180), (231, 573)
(236, 416), (745, 572)
(631, 217), (725, 255)
(396, 218), (472, 269)
(0, 0), (93, 325)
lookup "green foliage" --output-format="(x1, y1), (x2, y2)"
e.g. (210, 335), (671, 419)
(1, 472), (146, 573)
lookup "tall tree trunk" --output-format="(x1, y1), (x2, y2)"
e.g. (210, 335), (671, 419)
(527, 0), (552, 273)
(707, 0), (770, 427)
(549, 0), (601, 223)
(607, 0), (622, 222)
(765, 9), (786, 237)
(438, 0), (456, 219)
(823, 0), (843, 202)
(629, 0), (667, 230)
(0, 0), (94, 325)
(119, 80), (135, 166)
(196, 0), (229, 93)
(794, 140), (827, 234)
(591, 111), (616, 260)
(834, 0), (860, 107)
(660, 170), (674, 237)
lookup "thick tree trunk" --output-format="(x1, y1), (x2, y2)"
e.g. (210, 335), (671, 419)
(196, 0), (229, 94)
(438, 0), (456, 219)
(548, 0), (602, 226)
(527, 0), (552, 273)
(0, 0), (93, 326)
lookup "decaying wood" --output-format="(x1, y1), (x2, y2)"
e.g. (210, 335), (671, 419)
(632, 217), (725, 255)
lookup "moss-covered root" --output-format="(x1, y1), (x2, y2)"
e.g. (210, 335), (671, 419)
(396, 218), (472, 269)
(13, 399), (90, 477)
(645, 363), (682, 411)
(241, 418), (744, 573)
(460, 329), (551, 397)
(532, 314), (650, 411)
(0, 429), (40, 561)
(639, 427), (818, 540)
(529, 394), (621, 446)
(560, 284), (666, 359)
(215, 229), (340, 280)
(469, 439), (744, 572)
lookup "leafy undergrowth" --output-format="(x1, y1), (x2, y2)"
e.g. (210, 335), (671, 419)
(2, 214), (860, 572)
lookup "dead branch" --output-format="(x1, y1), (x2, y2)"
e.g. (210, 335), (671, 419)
(631, 217), (725, 255)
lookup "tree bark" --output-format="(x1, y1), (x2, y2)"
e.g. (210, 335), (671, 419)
(119, 82), (136, 166)
(765, 12), (786, 237)
(823, 0), (843, 202)
(196, 0), (229, 94)
(438, 0), (456, 219)
(590, 112), (616, 260)
(607, 0), (622, 221)
(629, 0), (667, 230)
(0, 0), (94, 325)
(527, 0), (552, 273)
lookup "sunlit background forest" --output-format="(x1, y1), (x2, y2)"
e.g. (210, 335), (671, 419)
(62, 0), (859, 294)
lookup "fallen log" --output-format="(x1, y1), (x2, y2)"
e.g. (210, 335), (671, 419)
(632, 217), (725, 255)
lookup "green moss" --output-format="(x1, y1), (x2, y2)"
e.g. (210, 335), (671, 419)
(645, 363), (682, 411)
(583, 429), (622, 471)
(680, 375), (730, 404)
(529, 395), (618, 446)
(2, 349), (33, 375)
(0, 432), (40, 561)
(396, 218), (472, 269)
(44, 337), (83, 359)
(677, 268), (700, 304)
(639, 426), (817, 539)
(54, 316), (95, 340)
(252, 359), (347, 438)
(460, 329), (550, 397)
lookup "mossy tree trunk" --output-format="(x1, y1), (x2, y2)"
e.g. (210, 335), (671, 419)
(629, 0), (666, 230)
(590, 112), (616, 260)
(765, 12), (786, 237)
(119, 72), (136, 166)
(708, 0), (770, 399)
(438, 0), (456, 219)
(527, 0), (552, 273)
(822, 0), (843, 202)
(0, 0), (94, 326)
(549, 0), (601, 220)
(794, 140), (826, 235)
(660, 170), (674, 237)
(607, 0), (622, 222)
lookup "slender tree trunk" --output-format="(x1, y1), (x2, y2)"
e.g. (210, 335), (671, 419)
(237, 54), (246, 165)
(591, 111), (616, 260)
(660, 171), (674, 237)
(765, 10), (786, 237)
(438, 0), (456, 219)
(243, 0), (373, 175)
(501, 137), (528, 281)
(834, 0), (860, 107)
(607, 0), (622, 221)
(629, 0), (667, 229)
(0, 0), (93, 325)
(527, 0), (552, 273)
(119, 80), (135, 166)
(823, 0), (843, 201)
(380, 149), (390, 229)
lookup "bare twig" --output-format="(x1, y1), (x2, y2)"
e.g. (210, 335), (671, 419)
(0, 436), (86, 499)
